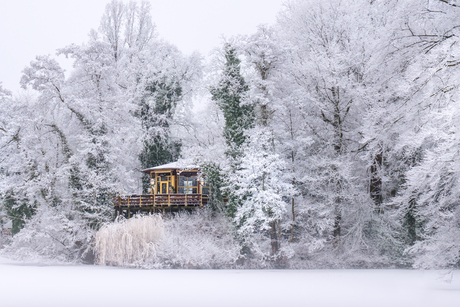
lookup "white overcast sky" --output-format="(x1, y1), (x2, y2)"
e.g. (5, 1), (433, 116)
(0, 0), (286, 93)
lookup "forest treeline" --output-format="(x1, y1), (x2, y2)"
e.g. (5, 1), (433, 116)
(1, 0), (459, 269)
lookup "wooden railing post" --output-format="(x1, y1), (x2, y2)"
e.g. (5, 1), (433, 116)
(139, 195), (142, 207)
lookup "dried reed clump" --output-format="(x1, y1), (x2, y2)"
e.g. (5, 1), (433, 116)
(95, 214), (164, 267)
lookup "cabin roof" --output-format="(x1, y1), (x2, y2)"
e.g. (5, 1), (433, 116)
(141, 161), (200, 173)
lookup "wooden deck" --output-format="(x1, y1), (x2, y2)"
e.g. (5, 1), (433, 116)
(114, 194), (208, 216)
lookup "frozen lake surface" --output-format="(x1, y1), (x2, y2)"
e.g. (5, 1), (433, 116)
(0, 256), (459, 307)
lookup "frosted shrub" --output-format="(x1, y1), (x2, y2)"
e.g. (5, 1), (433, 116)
(1, 205), (94, 264)
(154, 210), (240, 269)
(95, 215), (164, 267)
(95, 211), (240, 269)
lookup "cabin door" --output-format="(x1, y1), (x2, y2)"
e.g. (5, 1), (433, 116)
(156, 173), (172, 194)
(161, 182), (169, 194)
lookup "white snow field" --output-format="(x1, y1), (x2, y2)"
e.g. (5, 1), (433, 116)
(0, 257), (459, 307)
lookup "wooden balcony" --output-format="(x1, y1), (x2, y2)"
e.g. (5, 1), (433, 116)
(114, 194), (208, 216)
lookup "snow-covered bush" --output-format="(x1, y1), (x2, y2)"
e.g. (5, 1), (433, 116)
(154, 210), (240, 269)
(95, 214), (164, 267)
(1, 205), (94, 264)
(95, 210), (240, 269)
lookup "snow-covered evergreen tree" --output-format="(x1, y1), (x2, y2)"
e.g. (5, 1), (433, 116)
(211, 44), (254, 162)
(233, 127), (294, 261)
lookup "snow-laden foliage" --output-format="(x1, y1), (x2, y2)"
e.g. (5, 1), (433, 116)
(3, 0), (460, 269)
(403, 103), (460, 269)
(95, 214), (164, 267)
(154, 210), (240, 269)
(0, 0), (200, 262)
(2, 204), (94, 263)
(210, 44), (254, 162)
(181, 0), (460, 269)
(95, 211), (239, 269)
(232, 127), (294, 260)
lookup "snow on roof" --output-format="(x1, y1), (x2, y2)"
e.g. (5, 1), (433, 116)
(141, 161), (200, 173)
(4, 220), (12, 228)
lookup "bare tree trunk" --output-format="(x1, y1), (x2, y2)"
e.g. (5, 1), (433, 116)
(270, 220), (280, 255)
(333, 205), (341, 247)
(370, 151), (383, 213)
(289, 148), (296, 242)
(289, 197), (295, 242)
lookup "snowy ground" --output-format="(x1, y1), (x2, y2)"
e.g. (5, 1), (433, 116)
(0, 257), (459, 307)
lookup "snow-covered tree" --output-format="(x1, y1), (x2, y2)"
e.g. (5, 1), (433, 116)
(135, 43), (201, 192)
(276, 0), (374, 253)
(233, 127), (294, 260)
(3, 0), (460, 269)
(382, 0), (460, 268)
(403, 104), (460, 269)
(1, 0), (200, 263)
(211, 44), (254, 162)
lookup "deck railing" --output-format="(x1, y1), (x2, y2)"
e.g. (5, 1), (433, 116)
(114, 194), (205, 208)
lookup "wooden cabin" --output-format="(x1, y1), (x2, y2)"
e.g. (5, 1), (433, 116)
(114, 162), (209, 217)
